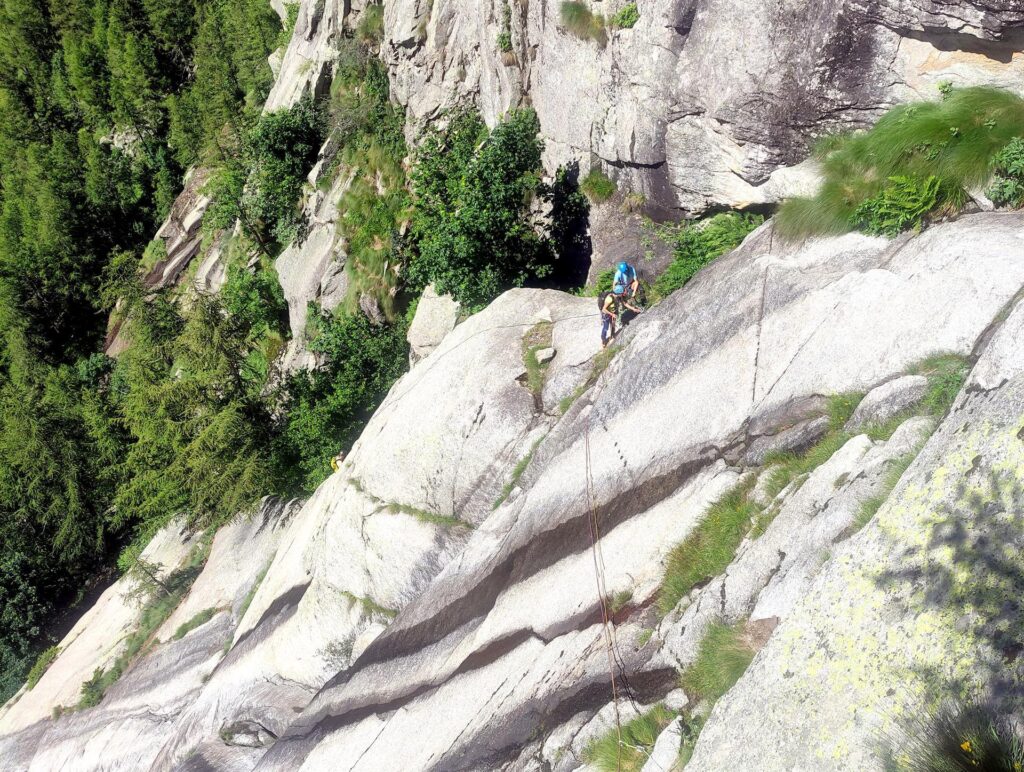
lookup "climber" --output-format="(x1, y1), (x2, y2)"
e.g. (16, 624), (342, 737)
(613, 261), (644, 315)
(330, 451), (346, 472)
(599, 289), (620, 348)
(613, 261), (640, 300)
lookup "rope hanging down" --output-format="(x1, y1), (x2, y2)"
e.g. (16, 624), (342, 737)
(583, 380), (645, 771)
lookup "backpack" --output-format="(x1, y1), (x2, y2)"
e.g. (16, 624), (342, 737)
(598, 291), (617, 314)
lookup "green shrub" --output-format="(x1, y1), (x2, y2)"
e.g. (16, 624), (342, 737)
(657, 478), (761, 615)
(652, 213), (763, 299)
(560, 2), (607, 45)
(584, 704), (676, 772)
(26, 646), (60, 690)
(279, 309), (409, 490)
(680, 620), (755, 704)
(205, 98), (325, 248)
(408, 109), (557, 309)
(610, 2), (640, 29)
(778, 87), (1024, 239)
(852, 175), (942, 236)
(988, 136), (1024, 208)
(498, 1), (513, 52)
(357, 3), (385, 43)
(172, 608), (218, 641)
(581, 169), (617, 202)
(884, 699), (1024, 772)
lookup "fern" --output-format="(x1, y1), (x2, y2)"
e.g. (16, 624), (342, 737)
(852, 175), (941, 237)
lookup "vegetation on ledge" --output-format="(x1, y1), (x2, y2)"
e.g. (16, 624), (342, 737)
(778, 87), (1024, 239)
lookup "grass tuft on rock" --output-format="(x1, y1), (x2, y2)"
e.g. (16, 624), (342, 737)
(172, 608), (219, 641)
(884, 699), (1024, 772)
(910, 353), (970, 417)
(679, 620), (756, 704)
(26, 646), (60, 690)
(581, 169), (617, 202)
(560, 2), (607, 45)
(610, 2), (640, 29)
(493, 437), (544, 509)
(777, 87), (1024, 240)
(762, 393), (863, 500)
(657, 477), (761, 615)
(583, 703), (676, 772)
(850, 449), (919, 534)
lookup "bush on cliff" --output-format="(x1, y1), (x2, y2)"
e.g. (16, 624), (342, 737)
(652, 212), (764, 299)
(988, 137), (1024, 208)
(778, 87), (1024, 239)
(407, 109), (553, 309)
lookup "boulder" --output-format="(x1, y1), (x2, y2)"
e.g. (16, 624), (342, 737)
(845, 374), (928, 431)
(743, 414), (830, 466)
(406, 285), (461, 365)
(642, 717), (684, 772)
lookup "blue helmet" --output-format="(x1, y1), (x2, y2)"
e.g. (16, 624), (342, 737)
(617, 261), (629, 273)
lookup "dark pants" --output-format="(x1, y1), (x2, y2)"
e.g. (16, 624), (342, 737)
(601, 313), (616, 344)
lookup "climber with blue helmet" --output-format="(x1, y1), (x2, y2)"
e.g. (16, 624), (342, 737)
(613, 260), (639, 299)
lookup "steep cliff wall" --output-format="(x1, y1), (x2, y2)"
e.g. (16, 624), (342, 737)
(8, 210), (1023, 771)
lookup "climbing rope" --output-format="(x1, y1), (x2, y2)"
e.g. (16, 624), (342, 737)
(583, 373), (648, 771)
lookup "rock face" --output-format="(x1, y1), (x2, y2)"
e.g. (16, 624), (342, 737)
(240, 213), (1024, 772)
(686, 300), (1024, 772)
(4, 212), (1024, 770)
(406, 284), (461, 365)
(383, 0), (1024, 218)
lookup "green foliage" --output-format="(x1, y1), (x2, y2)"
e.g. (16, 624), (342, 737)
(680, 620), (755, 703)
(853, 175), (941, 236)
(278, 3), (300, 49)
(25, 645), (60, 690)
(584, 704), (676, 772)
(778, 87), (1024, 239)
(498, 1), (513, 52)
(172, 608), (218, 641)
(560, 2), (607, 45)
(610, 3), (640, 29)
(913, 354), (970, 417)
(408, 108), (554, 308)
(988, 137), (1024, 208)
(279, 309), (409, 490)
(112, 291), (280, 538)
(205, 99), (324, 247)
(357, 4), (385, 44)
(658, 478), (761, 615)
(652, 213), (763, 300)
(328, 38), (410, 317)
(884, 699), (1024, 772)
(580, 169), (616, 202)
